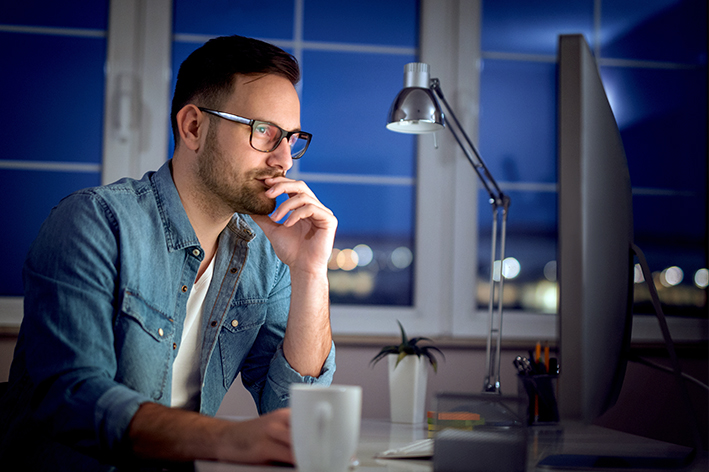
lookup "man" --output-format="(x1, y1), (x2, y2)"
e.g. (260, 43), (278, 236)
(0, 35), (336, 469)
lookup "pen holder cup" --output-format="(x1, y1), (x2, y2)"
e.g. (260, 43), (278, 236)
(517, 374), (559, 425)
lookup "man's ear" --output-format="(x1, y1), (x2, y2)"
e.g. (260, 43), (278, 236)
(176, 104), (206, 152)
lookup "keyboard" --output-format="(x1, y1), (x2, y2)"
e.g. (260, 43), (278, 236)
(376, 438), (434, 459)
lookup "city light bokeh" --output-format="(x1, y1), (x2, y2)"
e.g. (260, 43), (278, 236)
(327, 240), (708, 317)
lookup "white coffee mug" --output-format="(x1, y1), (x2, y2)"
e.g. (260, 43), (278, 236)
(290, 384), (362, 472)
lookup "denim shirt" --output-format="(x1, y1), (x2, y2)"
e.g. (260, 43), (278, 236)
(0, 160), (335, 468)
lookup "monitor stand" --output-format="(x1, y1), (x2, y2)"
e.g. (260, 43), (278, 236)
(538, 243), (703, 470)
(537, 450), (696, 470)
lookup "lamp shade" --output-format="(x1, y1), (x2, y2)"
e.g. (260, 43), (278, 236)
(386, 63), (444, 134)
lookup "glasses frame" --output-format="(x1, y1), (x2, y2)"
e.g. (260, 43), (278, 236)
(199, 107), (311, 159)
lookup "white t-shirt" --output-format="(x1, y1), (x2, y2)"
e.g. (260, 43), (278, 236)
(170, 256), (215, 410)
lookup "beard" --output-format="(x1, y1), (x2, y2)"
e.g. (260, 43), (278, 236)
(196, 125), (280, 216)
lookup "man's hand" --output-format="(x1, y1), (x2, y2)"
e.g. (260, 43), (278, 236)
(218, 408), (293, 464)
(251, 176), (337, 277)
(128, 402), (293, 465)
(250, 176), (335, 377)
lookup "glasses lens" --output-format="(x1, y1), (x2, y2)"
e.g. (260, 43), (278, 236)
(289, 134), (310, 159)
(250, 121), (310, 158)
(251, 122), (280, 152)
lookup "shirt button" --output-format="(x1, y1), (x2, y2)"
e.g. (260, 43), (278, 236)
(230, 267), (238, 274)
(211, 321), (218, 327)
(158, 328), (164, 337)
(181, 285), (188, 293)
(192, 249), (201, 257)
(231, 320), (239, 328)
(173, 343), (177, 350)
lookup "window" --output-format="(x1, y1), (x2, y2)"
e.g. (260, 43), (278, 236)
(477, 0), (707, 340)
(3, 0), (705, 343)
(168, 0), (429, 335)
(0, 0), (109, 323)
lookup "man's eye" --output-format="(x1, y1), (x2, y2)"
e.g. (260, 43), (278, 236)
(254, 125), (270, 136)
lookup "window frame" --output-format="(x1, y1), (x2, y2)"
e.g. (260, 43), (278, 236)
(2, 0), (705, 344)
(0, 0), (603, 341)
(327, 0), (555, 340)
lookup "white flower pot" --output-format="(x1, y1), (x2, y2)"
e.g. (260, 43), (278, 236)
(388, 354), (428, 424)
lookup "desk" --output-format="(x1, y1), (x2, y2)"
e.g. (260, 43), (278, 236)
(194, 418), (707, 471)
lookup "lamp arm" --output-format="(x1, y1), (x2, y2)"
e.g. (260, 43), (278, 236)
(430, 79), (509, 209)
(429, 78), (511, 394)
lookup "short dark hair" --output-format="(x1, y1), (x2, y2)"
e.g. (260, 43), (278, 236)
(170, 35), (300, 146)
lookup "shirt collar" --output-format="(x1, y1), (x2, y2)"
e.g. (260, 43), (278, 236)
(151, 160), (201, 252)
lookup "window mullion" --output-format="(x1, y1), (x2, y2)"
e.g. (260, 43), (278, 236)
(102, 0), (172, 184)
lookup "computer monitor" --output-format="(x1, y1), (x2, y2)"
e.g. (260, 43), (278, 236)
(548, 33), (700, 470)
(556, 33), (634, 424)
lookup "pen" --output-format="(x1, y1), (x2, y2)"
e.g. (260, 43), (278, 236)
(535, 342), (542, 373)
(544, 342), (550, 373)
(535, 341), (541, 364)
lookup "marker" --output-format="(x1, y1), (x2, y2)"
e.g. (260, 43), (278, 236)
(535, 341), (541, 364)
(544, 342), (550, 373)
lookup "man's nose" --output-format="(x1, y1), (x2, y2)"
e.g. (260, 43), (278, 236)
(266, 137), (293, 171)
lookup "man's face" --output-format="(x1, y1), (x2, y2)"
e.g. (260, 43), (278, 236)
(196, 74), (300, 215)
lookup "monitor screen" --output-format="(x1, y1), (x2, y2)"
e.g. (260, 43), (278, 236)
(556, 34), (635, 423)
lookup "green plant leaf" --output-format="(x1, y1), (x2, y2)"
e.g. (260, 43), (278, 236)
(421, 345), (445, 360)
(395, 350), (408, 368)
(422, 349), (440, 373)
(370, 321), (446, 373)
(409, 336), (434, 345)
(401, 345), (416, 356)
(369, 345), (400, 367)
(396, 320), (410, 347)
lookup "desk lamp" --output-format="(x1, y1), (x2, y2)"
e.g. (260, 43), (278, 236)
(387, 62), (510, 394)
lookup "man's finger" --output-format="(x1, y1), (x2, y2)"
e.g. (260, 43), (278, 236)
(251, 214), (279, 235)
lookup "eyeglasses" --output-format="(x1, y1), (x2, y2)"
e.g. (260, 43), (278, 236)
(199, 107), (312, 159)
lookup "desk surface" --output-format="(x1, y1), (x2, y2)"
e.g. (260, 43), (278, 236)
(195, 418), (707, 472)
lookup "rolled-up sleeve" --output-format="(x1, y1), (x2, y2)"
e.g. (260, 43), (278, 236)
(94, 385), (152, 453)
(259, 341), (336, 412)
(237, 240), (336, 414)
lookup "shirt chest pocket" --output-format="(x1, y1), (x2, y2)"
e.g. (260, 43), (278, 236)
(114, 291), (176, 400)
(218, 301), (268, 388)
(119, 291), (176, 341)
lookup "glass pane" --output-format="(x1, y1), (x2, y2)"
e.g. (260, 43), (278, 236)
(311, 182), (415, 306)
(1, 32), (106, 164)
(0, 17), (107, 298)
(482, 0), (594, 55)
(311, 182), (414, 237)
(169, 0), (418, 307)
(1, 0), (108, 29)
(601, 0), (707, 64)
(304, 0), (419, 47)
(632, 192), (706, 319)
(600, 65), (707, 191)
(479, 59), (557, 184)
(173, 0), (294, 39)
(478, 0), (707, 320)
(300, 50), (417, 177)
(477, 189), (558, 312)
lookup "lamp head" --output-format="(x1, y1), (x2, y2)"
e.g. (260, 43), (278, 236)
(386, 62), (444, 134)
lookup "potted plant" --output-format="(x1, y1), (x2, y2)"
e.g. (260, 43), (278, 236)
(370, 320), (444, 423)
